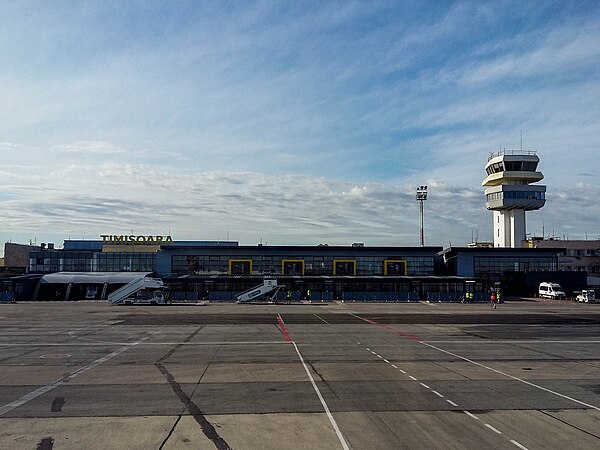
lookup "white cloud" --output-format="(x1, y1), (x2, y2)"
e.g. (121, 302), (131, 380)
(1, 3), (600, 249)
(0, 142), (17, 151)
(51, 141), (127, 155)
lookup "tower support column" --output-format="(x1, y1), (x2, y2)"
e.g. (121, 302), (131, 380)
(493, 209), (526, 248)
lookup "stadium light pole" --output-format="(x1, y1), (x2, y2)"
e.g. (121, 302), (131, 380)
(416, 185), (428, 247)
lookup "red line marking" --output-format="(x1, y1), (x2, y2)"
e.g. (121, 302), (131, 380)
(354, 315), (423, 342)
(277, 314), (292, 342)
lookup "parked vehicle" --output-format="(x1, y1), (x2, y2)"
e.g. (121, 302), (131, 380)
(576, 289), (595, 303)
(122, 290), (166, 305)
(539, 282), (566, 299)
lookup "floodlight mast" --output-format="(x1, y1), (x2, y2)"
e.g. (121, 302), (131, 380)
(416, 185), (428, 247)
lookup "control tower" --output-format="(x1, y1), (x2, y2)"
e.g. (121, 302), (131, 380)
(482, 150), (546, 247)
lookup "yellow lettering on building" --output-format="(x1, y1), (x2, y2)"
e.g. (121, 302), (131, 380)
(100, 235), (174, 245)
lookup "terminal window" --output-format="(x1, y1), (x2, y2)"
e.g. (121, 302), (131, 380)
(384, 260), (407, 275)
(282, 260), (304, 275)
(334, 260), (356, 275)
(229, 259), (252, 275)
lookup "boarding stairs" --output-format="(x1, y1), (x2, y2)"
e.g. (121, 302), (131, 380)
(108, 277), (164, 304)
(236, 278), (281, 303)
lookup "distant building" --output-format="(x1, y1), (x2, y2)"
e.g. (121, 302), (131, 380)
(3, 243), (38, 270)
(523, 237), (600, 274)
(467, 242), (494, 248)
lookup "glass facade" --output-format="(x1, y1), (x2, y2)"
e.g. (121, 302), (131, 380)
(29, 252), (156, 273)
(486, 191), (545, 202)
(171, 254), (436, 276)
(485, 160), (538, 175)
(474, 256), (557, 280)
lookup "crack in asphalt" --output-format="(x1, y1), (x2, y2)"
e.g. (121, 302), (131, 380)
(156, 326), (232, 450)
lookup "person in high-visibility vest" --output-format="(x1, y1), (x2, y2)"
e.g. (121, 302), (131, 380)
(306, 289), (311, 302)
(286, 290), (292, 304)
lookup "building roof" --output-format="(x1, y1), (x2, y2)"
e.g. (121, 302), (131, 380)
(40, 272), (151, 284)
(439, 246), (564, 257)
(63, 240), (103, 251)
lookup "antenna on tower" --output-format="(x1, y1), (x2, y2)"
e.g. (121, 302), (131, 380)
(520, 130), (523, 151)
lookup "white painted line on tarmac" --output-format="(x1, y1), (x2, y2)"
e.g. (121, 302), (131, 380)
(420, 340), (600, 411)
(485, 423), (502, 434)
(376, 354), (383, 359)
(356, 342), (361, 345)
(370, 350), (377, 355)
(0, 336), (148, 417)
(464, 410), (479, 420)
(391, 364), (398, 369)
(510, 439), (529, 450)
(353, 319), (537, 450)
(292, 342), (350, 450)
(382, 359), (389, 363)
(313, 313), (330, 324)
(365, 347), (370, 351)
(353, 314), (600, 411)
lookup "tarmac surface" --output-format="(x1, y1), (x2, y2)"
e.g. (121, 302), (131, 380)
(1, 299), (600, 449)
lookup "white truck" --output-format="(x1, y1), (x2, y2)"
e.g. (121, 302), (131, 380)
(576, 289), (595, 303)
(538, 282), (566, 299)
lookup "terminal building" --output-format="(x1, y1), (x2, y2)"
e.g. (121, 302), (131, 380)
(0, 149), (590, 302)
(0, 236), (570, 302)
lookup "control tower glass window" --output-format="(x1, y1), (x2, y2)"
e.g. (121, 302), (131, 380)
(504, 161), (522, 171)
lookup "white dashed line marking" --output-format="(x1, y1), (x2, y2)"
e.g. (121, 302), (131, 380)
(420, 340), (600, 411)
(356, 339), (526, 449)
(464, 411), (479, 420)
(313, 313), (330, 324)
(485, 423), (502, 434)
(510, 440), (529, 450)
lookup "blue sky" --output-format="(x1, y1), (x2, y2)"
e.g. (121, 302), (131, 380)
(1, 1), (600, 254)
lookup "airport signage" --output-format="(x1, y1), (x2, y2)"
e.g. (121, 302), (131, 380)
(101, 235), (173, 245)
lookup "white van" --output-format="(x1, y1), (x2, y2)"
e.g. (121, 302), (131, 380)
(539, 282), (566, 299)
